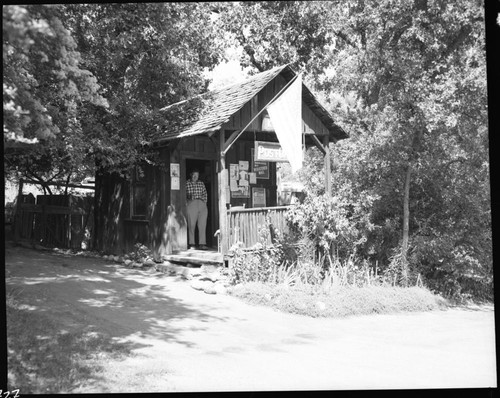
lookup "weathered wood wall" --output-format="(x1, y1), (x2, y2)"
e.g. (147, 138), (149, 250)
(94, 147), (172, 258)
(94, 171), (129, 254)
(149, 146), (175, 258)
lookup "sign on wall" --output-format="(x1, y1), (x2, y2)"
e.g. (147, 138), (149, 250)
(231, 186), (250, 198)
(229, 162), (250, 198)
(254, 141), (288, 162)
(170, 163), (180, 190)
(251, 148), (270, 179)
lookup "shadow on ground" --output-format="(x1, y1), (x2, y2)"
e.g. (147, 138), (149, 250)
(5, 241), (229, 393)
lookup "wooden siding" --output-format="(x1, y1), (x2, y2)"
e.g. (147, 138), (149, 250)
(302, 101), (329, 137)
(94, 171), (129, 254)
(94, 147), (168, 257)
(146, 148), (165, 260)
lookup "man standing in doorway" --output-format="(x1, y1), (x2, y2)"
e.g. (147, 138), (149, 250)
(186, 169), (208, 250)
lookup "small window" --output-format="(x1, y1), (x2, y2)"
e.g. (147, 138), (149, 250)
(131, 165), (147, 217)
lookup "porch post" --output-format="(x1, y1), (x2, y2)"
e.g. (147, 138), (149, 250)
(218, 129), (229, 254)
(323, 135), (331, 197)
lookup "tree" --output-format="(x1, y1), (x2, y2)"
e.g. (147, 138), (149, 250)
(3, 5), (108, 191)
(317, 0), (490, 296)
(220, 0), (490, 298)
(213, 1), (340, 76)
(63, 3), (225, 175)
(4, 3), (226, 189)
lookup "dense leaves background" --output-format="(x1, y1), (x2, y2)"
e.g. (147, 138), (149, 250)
(4, 3), (223, 185)
(3, 2), (491, 299)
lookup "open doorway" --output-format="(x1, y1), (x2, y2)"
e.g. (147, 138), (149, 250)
(185, 158), (217, 248)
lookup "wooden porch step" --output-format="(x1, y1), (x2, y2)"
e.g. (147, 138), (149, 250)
(162, 249), (224, 266)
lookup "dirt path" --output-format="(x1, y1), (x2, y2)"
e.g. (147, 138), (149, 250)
(5, 244), (497, 392)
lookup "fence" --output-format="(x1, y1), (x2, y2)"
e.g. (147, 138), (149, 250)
(13, 180), (95, 249)
(225, 205), (290, 249)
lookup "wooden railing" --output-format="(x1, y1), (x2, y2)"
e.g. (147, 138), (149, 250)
(225, 206), (290, 249)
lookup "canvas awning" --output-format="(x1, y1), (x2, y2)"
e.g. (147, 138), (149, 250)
(266, 74), (303, 173)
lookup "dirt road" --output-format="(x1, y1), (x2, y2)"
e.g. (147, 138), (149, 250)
(5, 244), (497, 392)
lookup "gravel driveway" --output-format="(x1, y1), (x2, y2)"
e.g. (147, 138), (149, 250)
(5, 244), (497, 392)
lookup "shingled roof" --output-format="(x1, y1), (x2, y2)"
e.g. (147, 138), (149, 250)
(154, 64), (348, 144)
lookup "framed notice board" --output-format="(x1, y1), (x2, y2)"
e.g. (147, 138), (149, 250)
(252, 187), (266, 207)
(251, 148), (270, 179)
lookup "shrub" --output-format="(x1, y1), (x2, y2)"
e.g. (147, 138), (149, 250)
(409, 234), (493, 301)
(228, 224), (285, 285)
(285, 193), (377, 267)
(228, 192), (492, 303)
(127, 243), (152, 263)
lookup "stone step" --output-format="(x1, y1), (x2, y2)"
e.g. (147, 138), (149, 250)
(162, 249), (224, 266)
(155, 261), (224, 277)
(154, 261), (229, 295)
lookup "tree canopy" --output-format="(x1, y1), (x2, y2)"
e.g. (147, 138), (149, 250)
(3, 5), (109, 190)
(216, 0), (490, 298)
(4, 3), (224, 186)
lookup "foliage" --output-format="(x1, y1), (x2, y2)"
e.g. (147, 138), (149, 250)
(213, 1), (337, 75)
(285, 193), (377, 264)
(326, 0), (489, 300)
(323, 255), (380, 290)
(3, 5), (107, 143)
(126, 243), (153, 263)
(408, 234), (493, 301)
(4, 3), (225, 186)
(63, 3), (225, 176)
(3, 5), (109, 189)
(228, 223), (284, 285)
(275, 0), (490, 300)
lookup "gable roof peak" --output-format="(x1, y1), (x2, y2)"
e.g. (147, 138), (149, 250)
(154, 63), (347, 144)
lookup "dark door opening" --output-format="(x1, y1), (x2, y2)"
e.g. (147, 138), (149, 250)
(186, 158), (217, 248)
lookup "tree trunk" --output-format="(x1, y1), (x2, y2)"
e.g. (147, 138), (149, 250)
(64, 173), (71, 196)
(323, 135), (331, 197)
(13, 179), (24, 243)
(402, 163), (411, 254)
(401, 162), (412, 286)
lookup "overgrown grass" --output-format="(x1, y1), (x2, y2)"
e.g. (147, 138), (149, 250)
(6, 290), (131, 393)
(227, 282), (449, 318)
(227, 245), (450, 318)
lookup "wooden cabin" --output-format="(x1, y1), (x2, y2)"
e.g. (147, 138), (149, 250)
(93, 65), (348, 264)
